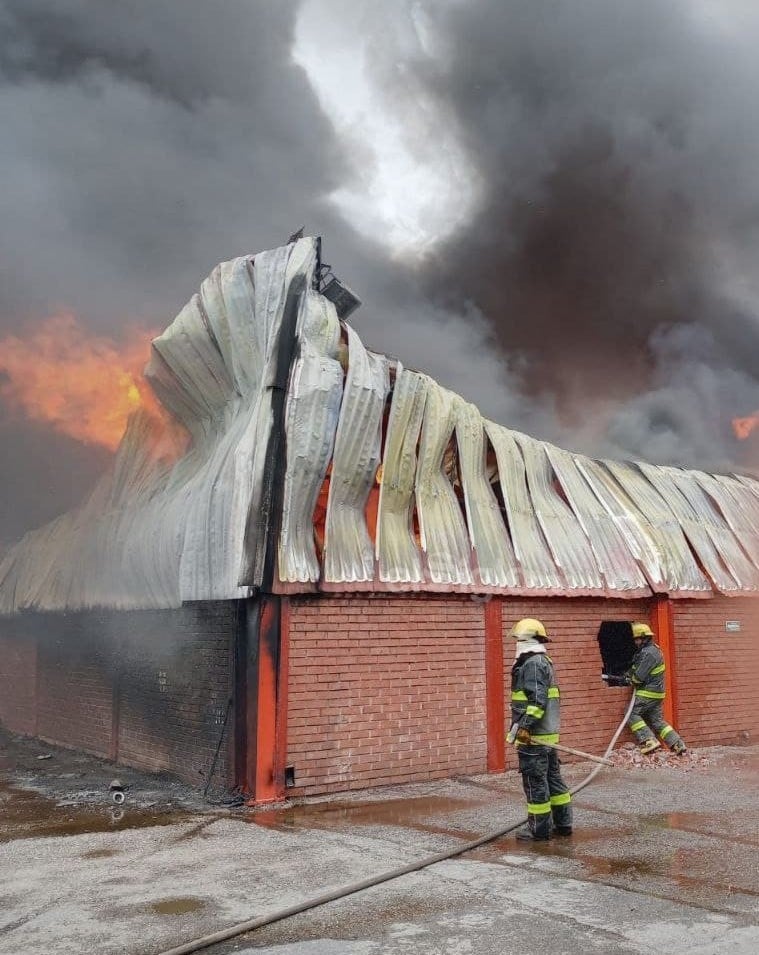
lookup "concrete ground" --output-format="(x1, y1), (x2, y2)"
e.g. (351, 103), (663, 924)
(1, 730), (758, 955)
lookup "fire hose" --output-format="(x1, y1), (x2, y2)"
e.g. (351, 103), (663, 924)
(156, 693), (636, 955)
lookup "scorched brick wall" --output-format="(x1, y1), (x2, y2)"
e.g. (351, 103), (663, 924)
(286, 594), (487, 796)
(0, 629), (37, 735)
(0, 604), (238, 786)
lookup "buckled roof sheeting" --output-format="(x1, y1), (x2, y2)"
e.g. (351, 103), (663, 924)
(2, 236), (759, 613)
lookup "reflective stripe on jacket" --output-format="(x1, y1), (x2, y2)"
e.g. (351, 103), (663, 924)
(629, 640), (666, 700)
(510, 652), (560, 745)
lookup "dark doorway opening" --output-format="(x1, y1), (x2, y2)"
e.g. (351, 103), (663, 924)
(597, 621), (635, 682)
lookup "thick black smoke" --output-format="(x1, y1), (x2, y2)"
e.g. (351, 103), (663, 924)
(387, 1), (759, 465)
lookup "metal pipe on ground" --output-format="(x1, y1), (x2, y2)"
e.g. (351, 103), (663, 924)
(156, 694), (636, 955)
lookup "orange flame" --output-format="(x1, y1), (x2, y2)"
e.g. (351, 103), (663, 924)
(0, 314), (159, 450)
(733, 413), (759, 441)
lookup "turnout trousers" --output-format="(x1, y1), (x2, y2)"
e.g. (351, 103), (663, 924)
(627, 698), (685, 750)
(517, 744), (572, 839)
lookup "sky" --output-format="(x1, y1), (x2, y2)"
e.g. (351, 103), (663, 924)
(1, 0), (759, 543)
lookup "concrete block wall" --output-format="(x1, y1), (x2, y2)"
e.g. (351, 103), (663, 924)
(286, 595), (487, 796)
(673, 596), (759, 747)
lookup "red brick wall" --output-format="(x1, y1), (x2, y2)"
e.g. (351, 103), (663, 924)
(287, 595), (487, 796)
(500, 597), (653, 769)
(0, 631), (37, 735)
(673, 596), (759, 747)
(286, 594), (656, 795)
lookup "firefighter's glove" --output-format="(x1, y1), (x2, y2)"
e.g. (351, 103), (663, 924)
(507, 723), (532, 745)
(603, 674), (631, 687)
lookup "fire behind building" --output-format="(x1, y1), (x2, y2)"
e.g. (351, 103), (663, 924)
(1, 236), (758, 803)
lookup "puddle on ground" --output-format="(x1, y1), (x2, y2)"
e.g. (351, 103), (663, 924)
(647, 810), (759, 847)
(0, 780), (194, 841)
(251, 795), (485, 839)
(151, 897), (207, 916)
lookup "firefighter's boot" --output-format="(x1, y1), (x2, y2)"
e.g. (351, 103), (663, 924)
(639, 738), (661, 755)
(515, 826), (550, 842)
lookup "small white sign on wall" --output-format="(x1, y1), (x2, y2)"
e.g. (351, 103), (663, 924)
(725, 620), (741, 632)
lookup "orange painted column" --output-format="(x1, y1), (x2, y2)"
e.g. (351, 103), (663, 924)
(254, 596), (282, 803)
(651, 595), (678, 726)
(484, 598), (506, 773)
(273, 597), (291, 794)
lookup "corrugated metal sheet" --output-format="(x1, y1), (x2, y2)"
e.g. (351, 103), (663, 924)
(456, 403), (519, 589)
(647, 465), (759, 593)
(0, 239), (318, 612)
(375, 367), (426, 584)
(603, 461), (711, 596)
(2, 235), (759, 613)
(323, 326), (389, 583)
(415, 381), (473, 585)
(546, 448), (650, 596)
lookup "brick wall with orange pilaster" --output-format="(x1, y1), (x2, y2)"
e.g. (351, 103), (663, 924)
(500, 597), (654, 771)
(0, 630), (37, 735)
(286, 594), (487, 796)
(672, 596), (759, 747)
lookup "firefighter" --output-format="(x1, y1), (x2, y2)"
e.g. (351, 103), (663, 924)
(616, 622), (687, 755)
(507, 618), (572, 841)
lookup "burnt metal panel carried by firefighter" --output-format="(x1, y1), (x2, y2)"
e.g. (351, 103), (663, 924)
(3, 234), (759, 614)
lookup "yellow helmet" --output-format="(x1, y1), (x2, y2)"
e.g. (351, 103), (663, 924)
(631, 622), (655, 640)
(509, 617), (550, 642)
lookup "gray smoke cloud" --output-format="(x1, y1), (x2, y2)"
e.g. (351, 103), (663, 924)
(2, 0), (759, 544)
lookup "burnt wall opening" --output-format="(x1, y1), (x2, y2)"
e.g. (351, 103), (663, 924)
(597, 620), (635, 681)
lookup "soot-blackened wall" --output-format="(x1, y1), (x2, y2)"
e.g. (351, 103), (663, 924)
(0, 603), (238, 786)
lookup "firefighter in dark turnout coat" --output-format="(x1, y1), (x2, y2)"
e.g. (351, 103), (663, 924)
(624, 622), (687, 755)
(507, 618), (572, 841)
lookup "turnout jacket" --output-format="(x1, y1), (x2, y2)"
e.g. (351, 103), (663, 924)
(628, 639), (666, 700)
(510, 652), (561, 745)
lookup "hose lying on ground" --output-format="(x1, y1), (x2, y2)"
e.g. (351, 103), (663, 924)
(156, 694), (636, 955)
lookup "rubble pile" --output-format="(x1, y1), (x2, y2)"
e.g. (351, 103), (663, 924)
(609, 742), (714, 771)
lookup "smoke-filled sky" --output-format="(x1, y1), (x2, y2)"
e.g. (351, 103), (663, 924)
(2, 0), (759, 543)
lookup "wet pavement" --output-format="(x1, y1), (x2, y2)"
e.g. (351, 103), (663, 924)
(1, 729), (758, 954)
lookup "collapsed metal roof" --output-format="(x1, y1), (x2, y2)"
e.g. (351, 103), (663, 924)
(2, 236), (759, 613)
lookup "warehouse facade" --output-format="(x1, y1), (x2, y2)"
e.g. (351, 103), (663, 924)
(2, 236), (758, 802)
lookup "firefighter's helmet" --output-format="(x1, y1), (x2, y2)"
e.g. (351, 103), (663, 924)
(509, 617), (550, 642)
(631, 622), (655, 640)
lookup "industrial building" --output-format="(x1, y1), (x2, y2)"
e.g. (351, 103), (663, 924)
(1, 236), (758, 804)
